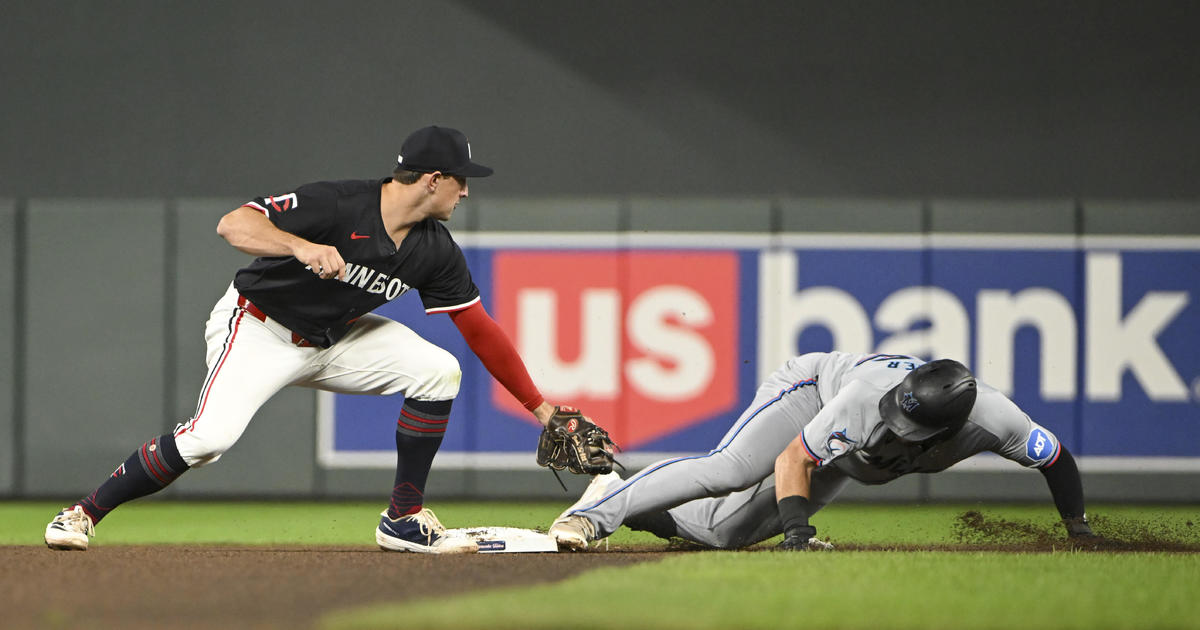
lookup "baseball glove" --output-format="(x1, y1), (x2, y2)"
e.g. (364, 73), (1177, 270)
(535, 406), (619, 476)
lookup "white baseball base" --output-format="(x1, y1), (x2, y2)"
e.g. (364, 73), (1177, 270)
(445, 527), (559, 553)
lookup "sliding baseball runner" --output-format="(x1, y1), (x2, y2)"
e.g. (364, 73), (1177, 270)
(550, 352), (1098, 550)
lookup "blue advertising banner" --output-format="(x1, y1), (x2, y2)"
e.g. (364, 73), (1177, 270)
(318, 234), (1200, 469)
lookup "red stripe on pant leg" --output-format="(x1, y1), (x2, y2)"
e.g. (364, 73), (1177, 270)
(180, 310), (245, 436)
(189, 308), (240, 420)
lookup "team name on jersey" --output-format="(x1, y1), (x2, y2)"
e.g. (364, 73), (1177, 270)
(341, 262), (412, 300)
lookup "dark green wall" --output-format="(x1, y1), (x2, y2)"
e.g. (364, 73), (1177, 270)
(2, 1), (1198, 199)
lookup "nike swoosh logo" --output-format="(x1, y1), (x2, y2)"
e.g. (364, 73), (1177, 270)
(350, 232), (370, 240)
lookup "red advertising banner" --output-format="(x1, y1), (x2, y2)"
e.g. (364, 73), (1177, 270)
(490, 251), (740, 448)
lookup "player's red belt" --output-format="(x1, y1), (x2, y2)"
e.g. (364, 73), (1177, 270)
(236, 295), (316, 347)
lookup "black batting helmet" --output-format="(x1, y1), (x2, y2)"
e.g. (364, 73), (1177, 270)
(878, 359), (977, 442)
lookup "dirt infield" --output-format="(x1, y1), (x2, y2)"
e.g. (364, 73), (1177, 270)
(3, 545), (665, 630)
(6, 512), (1195, 629)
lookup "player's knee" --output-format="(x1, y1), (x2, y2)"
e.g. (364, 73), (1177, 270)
(706, 534), (742, 550)
(676, 527), (741, 550)
(173, 428), (238, 468)
(409, 349), (461, 400)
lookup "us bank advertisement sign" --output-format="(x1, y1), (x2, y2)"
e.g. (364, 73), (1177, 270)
(319, 234), (1200, 470)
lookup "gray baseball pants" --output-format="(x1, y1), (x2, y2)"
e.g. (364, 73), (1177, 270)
(570, 355), (851, 548)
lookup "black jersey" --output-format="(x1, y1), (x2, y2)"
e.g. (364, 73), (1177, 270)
(233, 178), (480, 347)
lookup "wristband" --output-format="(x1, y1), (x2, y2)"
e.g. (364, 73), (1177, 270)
(778, 495), (813, 536)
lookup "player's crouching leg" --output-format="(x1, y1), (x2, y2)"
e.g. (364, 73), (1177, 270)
(401, 345), (462, 401)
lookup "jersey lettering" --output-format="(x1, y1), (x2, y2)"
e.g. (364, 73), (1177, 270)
(235, 179), (479, 346)
(342, 263), (411, 300)
(345, 263), (375, 288)
(856, 354), (921, 369)
(265, 193), (298, 212)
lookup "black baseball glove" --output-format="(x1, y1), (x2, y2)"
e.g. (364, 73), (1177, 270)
(535, 406), (619, 476)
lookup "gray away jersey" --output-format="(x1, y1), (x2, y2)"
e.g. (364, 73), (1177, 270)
(798, 353), (1062, 485)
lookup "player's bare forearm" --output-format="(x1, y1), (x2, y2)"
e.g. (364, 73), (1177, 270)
(218, 206), (304, 256)
(217, 206), (346, 280)
(774, 441), (829, 550)
(774, 439), (817, 501)
(530, 401), (556, 426)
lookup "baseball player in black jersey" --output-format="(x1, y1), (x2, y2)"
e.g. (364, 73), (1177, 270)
(46, 126), (578, 554)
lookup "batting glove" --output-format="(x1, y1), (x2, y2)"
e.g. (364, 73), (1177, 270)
(777, 526), (834, 551)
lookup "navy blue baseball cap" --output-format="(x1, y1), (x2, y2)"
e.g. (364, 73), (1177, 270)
(397, 125), (493, 177)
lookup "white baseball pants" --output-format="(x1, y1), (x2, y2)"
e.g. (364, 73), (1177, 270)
(173, 284), (461, 467)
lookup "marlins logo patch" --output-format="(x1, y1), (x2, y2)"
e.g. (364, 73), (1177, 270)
(900, 392), (920, 412)
(826, 430), (857, 458)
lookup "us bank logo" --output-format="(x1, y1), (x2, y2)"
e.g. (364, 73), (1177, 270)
(317, 232), (1200, 468)
(758, 240), (1200, 459)
(491, 251), (740, 448)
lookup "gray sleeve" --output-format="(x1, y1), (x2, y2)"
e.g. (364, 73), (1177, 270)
(799, 380), (880, 465)
(970, 383), (1062, 469)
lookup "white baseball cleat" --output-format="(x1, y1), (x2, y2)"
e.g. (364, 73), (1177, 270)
(549, 471), (623, 551)
(550, 515), (596, 551)
(45, 505), (95, 551)
(376, 507), (478, 554)
(806, 537), (835, 551)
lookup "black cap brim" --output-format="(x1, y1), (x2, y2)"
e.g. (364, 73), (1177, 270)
(878, 384), (947, 442)
(449, 161), (493, 178)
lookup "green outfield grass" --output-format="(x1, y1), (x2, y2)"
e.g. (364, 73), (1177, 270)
(5, 501), (1199, 630)
(4, 500), (1196, 547)
(323, 552), (1200, 630)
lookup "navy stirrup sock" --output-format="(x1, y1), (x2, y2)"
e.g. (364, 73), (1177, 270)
(387, 398), (451, 519)
(77, 434), (189, 524)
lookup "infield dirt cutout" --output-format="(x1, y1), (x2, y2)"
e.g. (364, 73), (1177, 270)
(5, 511), (1196, 629)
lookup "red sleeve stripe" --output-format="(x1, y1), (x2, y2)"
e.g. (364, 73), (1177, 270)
(1043, 441), (1062, 467)
(242, 202), (269, 216)
(799, 432), (824, 465)
(426, 296), (482, 314)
